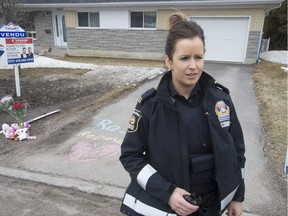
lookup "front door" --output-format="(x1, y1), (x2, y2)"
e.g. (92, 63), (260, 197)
(52, 11), (67, 47)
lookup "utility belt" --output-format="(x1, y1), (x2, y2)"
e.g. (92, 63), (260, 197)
(188, 154), (218, 216)
(186, 190), (217, 207)
(184, 190), (219, 216)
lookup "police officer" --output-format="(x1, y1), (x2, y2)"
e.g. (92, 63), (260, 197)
(119, 13), (245, 216)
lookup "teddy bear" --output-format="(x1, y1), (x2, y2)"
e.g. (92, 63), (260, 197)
(15, 127), (36, 141)
(15, 128), (29, 141)
(1, 123), (11, 138)
(1, 123), (36, 141)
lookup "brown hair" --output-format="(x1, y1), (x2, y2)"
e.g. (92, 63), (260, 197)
(165, 13), (205, 60)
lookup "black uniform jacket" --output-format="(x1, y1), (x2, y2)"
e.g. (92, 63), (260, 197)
(119, 71), (246, 216)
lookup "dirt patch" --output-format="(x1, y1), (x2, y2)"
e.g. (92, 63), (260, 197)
(0, 57), (162, 159)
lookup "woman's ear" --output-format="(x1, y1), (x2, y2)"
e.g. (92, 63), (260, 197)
(164, 55), (172, 70)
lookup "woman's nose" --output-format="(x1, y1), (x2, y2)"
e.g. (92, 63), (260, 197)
(189, 59), (196, 69)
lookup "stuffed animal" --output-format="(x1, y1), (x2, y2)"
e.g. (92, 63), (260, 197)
(15, 127), (36, 141)
(1, 123), (11, 137)
(1, 123), (18, 139)
(15, 128), (29, 141)
(11, 123), (20, 130)
(1, 123), (36, 141)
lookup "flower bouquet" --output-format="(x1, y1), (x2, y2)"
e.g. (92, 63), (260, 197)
(0, 95), (36, 141)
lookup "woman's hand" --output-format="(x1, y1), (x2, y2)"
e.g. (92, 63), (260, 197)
(168, 187), (199, 216)
(226, 201), (243, 216)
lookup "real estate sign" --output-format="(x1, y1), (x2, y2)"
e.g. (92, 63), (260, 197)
(0, 22), (34, 97)
(0, 22), (34, 66)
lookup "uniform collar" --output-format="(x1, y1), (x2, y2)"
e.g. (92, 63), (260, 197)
(168, 78), (203, 99)
(156, 70), (215, 107)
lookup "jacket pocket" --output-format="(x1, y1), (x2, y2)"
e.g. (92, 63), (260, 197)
(189, 154), (215, 183)
(190, 154), (214, 173)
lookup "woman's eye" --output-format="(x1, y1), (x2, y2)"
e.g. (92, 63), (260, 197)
(195, 56), (203, 59)
(180, 56), (189, 61)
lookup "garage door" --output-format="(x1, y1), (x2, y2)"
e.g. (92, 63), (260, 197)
(190, 17), (249, 63)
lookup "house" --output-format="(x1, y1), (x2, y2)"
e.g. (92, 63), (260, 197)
(21, 0), (284, 64)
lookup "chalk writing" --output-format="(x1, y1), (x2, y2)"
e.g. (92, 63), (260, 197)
(91, 119), (126, 134)
(77, 131), (122, 145)
(66, 141), (119, 162)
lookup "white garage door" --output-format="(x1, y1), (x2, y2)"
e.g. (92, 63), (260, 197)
(190, 17), (249, 63)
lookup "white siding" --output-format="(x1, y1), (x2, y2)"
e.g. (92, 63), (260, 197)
(100, 11), (129, 29)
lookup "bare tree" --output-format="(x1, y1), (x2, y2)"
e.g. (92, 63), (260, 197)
(0, 0), (24, 24)
(0, 0), (34, 30)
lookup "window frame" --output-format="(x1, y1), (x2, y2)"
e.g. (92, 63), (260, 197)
(130, 11), (157, 30)
(77, 11), (100, 28)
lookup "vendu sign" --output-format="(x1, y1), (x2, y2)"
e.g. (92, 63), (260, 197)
(0, 32), (26, 38)
(0, 22), (34, 66)
(0, 22), (34, 97)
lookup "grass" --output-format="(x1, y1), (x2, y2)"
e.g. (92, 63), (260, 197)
(253, 60), (287, 181)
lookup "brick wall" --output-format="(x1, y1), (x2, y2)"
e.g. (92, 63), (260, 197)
(34, 11), (54, 48)
(67, 28), (261, 62)
(246, 31), (261, 60)
(67, 28), (167, 59)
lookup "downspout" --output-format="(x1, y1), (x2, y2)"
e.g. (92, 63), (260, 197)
(256, 3), (283, 64)
(264, 3), (283, 16)
(256, 28), (264, 64)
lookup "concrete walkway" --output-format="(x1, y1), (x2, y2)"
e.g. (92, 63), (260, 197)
(0, 63), (285, 215)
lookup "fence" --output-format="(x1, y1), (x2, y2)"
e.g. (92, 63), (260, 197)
(261, 38), (270, 53)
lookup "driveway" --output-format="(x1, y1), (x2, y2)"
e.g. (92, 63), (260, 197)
(0, 62), (285, 216)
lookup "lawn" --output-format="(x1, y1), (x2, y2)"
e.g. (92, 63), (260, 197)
(253, 60), (287, 182)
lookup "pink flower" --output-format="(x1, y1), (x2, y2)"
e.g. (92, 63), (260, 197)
(23, 122), (31, 129)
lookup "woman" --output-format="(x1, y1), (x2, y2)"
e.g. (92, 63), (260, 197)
(119, 13), (245, 216)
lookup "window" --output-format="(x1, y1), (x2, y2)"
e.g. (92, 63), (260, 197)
(130, 11), (156, 28)
(78, 12), (99, 27)
(27, 31), (37, 40)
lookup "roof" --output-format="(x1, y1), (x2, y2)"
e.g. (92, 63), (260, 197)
(21, 0), (284, 10)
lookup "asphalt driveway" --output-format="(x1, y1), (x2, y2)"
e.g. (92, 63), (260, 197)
(0, 62), (285, 216)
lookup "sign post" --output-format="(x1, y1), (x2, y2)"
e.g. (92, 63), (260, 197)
(13, 64), (21, 96)
(0, 22), (34, 97)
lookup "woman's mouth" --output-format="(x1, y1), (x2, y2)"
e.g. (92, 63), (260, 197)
(186, 73), (197, 79)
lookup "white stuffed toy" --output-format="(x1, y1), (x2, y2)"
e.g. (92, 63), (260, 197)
(15, 127), (36, 141)
(1, 123), (36, 141)
(11, 123), (20, 130)
(15, 128), (29, 141)
(1, 123), (11, 138)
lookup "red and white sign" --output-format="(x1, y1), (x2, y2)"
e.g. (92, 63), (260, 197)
(5, 37), (34, 64)
(0, 22), (34, 66)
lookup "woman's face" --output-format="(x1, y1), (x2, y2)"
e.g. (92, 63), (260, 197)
(165, 37), (204, 95)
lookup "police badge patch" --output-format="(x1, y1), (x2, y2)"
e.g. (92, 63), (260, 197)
(127, 109), (142, 133)
(215, 101), (230, 128)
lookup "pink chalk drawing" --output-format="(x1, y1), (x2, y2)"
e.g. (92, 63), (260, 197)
(65, 141), (120, 162)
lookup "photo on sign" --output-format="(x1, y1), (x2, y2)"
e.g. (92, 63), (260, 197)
(20, 46), (34, 59)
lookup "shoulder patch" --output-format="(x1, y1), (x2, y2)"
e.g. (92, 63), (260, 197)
(127, 109), (142, 133)
(137, 87), (157, 104)
(213, 82), (230, 95)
